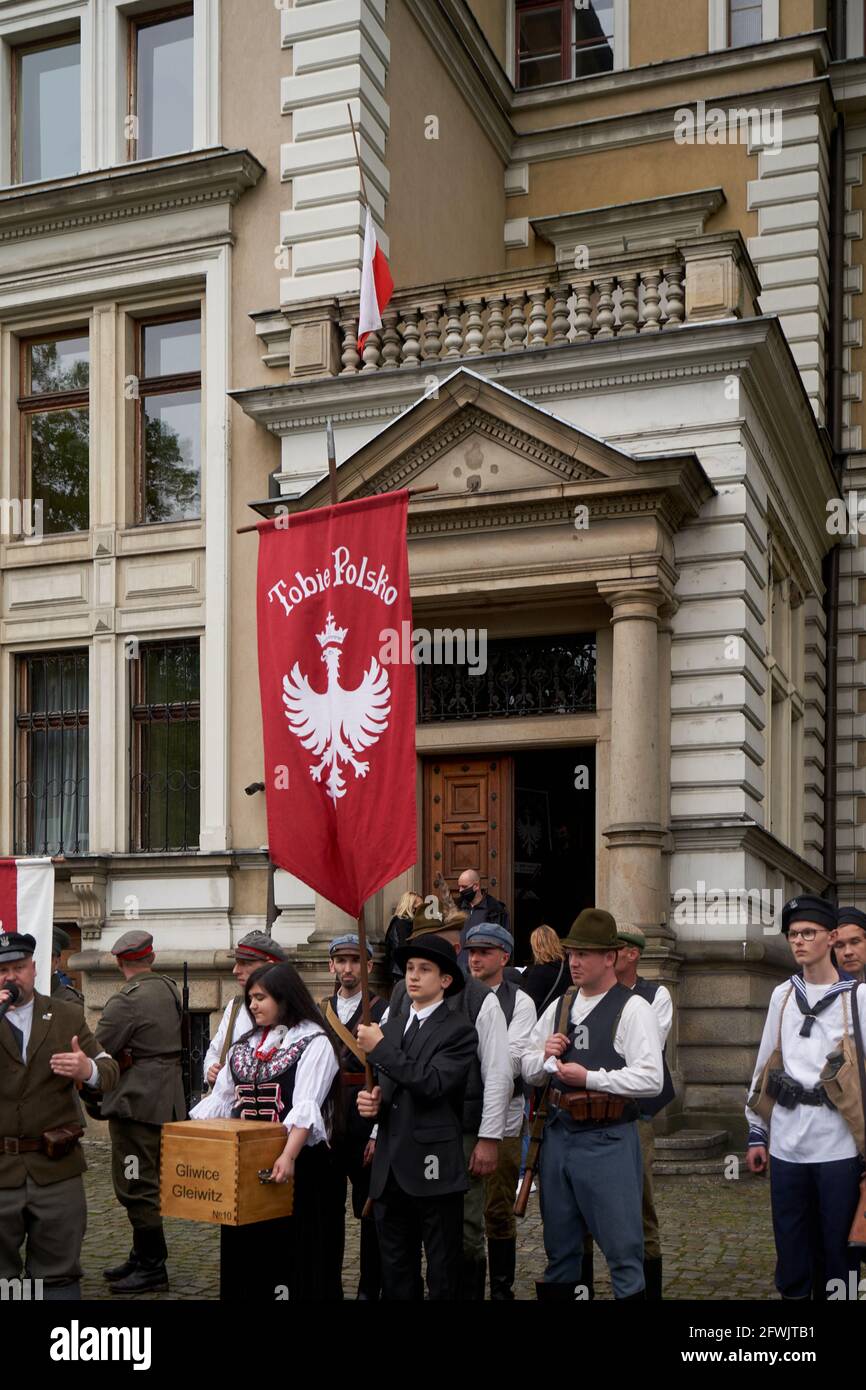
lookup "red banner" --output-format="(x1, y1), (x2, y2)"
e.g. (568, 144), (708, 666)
(256, 492), (416, 918)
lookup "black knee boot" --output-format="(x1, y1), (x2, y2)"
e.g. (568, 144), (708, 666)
(357, 1216), (382, 1300)
(108, 1226), (168, 1294)
(536, 1281), (576, 1301)
(644, 1255), (663, 1300)
(488, 1238), (516, 1300)
(579, 1244), (595, 1301)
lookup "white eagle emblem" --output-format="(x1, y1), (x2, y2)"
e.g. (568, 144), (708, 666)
(282, 613), (391, 802)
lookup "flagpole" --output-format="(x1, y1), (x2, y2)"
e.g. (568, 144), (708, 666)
(326, 415), (338, 506)
(346, 102), (369, 209)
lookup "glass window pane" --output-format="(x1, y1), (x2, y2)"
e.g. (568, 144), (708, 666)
(136, 15), (194, 160)
(574, 0), (613, 43)
(730, 0), (762, 46)
(29, 336), (90, 394)
(519, 6), (563, 56)
(573, 41), (614, 76)
(518, 54), (565, 87)
(19, 42), (80, 183)
(29, 407), (90, 534)
(143, 319), (200, 377)
(143, 390), (201, 523)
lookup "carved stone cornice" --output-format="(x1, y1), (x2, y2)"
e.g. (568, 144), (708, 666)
(0, 148), (265, 244)
(69, 871), (108, 943)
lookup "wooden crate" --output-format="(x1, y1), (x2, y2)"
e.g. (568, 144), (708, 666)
(160, 1119), (294, 1226)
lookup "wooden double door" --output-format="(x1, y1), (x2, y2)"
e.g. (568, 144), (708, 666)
(422, 756), (513, 912)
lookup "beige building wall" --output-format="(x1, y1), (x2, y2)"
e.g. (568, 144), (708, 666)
(385, 0), (507, 285)
(780, 0), (827, 35)
(466, 0), (507, 67)
(630, 0), (711, 67)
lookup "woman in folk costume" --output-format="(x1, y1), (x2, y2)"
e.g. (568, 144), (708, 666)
(192, 961), (343, 1300)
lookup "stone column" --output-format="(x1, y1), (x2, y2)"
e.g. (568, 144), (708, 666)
(598, 583), (668, 939)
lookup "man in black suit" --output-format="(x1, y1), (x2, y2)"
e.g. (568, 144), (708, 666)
(357, 935), (477, 1301)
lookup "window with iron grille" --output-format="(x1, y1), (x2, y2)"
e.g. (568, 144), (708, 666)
(417, 634), (596, 723)
(130, 640), (200, 851)
(728, 0), (762, 46)
(135, 315), (201, 525)
(515, 0), (614, 88)
(18, 332), (90, 535)
(14, 651), (89, 855)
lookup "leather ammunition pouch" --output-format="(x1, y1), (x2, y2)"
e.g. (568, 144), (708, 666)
(549, 1088), (633, 1123)
(766, 1068), (831, 1110)
(41, 1124), (85, 1159)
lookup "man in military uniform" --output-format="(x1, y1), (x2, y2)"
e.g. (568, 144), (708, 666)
(95, 929), (186, 1294)
(202, 930), (287, 1089)
(0, 930), (119, 1299)
(50, 927), (84, 1004)
(320, 932), (387, 1299)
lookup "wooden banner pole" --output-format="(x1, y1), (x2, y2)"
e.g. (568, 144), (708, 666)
(356, 905), (375, 1090)
(326, 415), (338, 506)
(346, 102), (369, 209)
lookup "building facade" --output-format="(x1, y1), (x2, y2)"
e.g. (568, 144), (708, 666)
(1, 0), (864, 1133)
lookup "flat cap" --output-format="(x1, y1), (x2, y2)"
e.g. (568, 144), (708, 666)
(0, 930), (36, 962)
(111, 930), (154, 961)
(53, 927), (71, 955)
(230, 931), (287, 964)
(836, 905), (866, 933)
(616, 926), (646, 951)
(465, 922), (514, 954)
(781, 895), (836, 936)
(329, 933), (373, 959)
(562, 908), (619, 952)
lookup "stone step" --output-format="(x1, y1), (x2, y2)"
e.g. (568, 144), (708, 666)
(655, 1128), (729, 1152)
(654, 1158), (731, 1176)
(653, 1129), (731, 1173)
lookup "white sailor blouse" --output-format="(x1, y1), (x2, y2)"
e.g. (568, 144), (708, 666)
(746, 976), (866, 1163)
(190, 1022), (338, 1146)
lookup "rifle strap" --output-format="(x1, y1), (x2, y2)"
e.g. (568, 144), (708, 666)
(532, 986), (580, 1132)
(323, 999), (368, 1067)
(851, 983), (866, 1150)
(219, 995), (245, 1070)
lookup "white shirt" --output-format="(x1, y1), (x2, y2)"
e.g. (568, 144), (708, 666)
(641, 982), (673, 1046)
(522, 987), (663, 1098)
(6, 998), (100, 1085)
(203, 995), (253, 1079)
(190, 1021), (338, 1145)
(403, 998), (444, 1029)
(379, 987), (512, 1140)
(746, 977), (866, 1163)
(493, 983), (537, 1138)
(336, 990), (363, 1025)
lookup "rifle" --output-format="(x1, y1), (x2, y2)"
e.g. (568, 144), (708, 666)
(180, 960), (193, 1112)
(514, 1081), (551, 1218)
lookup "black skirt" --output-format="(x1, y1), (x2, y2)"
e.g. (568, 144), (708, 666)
(219, 1141), (344, 1302)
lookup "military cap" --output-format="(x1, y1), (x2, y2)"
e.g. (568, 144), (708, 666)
(111, 929), (155, 961)
(410, 903), (466, 941)
(230, 931), (287, 964)
(616, 926), (646, 952)
(0, 930), (36, 962)
(780, 895), (836, 936)
(465, 922), (514, 955)
(562, 908), (619, 952)
(329, 933), (373, 959)
(52, 926), (71, 955)
(393, 934), (465, 996)
(836, 905), (866, 934)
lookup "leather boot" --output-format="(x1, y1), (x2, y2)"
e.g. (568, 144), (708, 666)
(644, 1255), (663, 1301)
(459, 1256), (487, 1300)
(109, 1226), (169, 1294)
(356, 1216), (382, 1301)
(103, 1249), (139, 1282)
(42, 1282), (81, 1301)
(535, 1281), (576, 1301)
(580, 1243), (595, 1301)
(487, 1238), (516, 1300)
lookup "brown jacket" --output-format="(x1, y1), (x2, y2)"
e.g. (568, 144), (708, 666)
(96, 972), (186, 1124)
(0, 992), (119, 1187)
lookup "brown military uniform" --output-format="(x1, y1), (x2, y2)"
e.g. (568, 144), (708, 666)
(0, 992), (119, 1290)
(96, 971), (186, 1245)
(50, 972), (84, 1006)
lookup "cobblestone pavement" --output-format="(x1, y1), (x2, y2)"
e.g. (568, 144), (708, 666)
(80, 1140), (782, 1301)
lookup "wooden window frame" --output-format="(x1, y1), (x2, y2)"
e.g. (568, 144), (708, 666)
(11, 32), (81, 186)
(515, 0), (570, 87)
(129, 637), (201, 853)
(17, 328), (90, 538)
(127, 3), (195, 163)
(133, 310), (202, 526)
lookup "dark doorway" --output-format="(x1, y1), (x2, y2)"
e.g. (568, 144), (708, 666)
(512, 746), (595, 962)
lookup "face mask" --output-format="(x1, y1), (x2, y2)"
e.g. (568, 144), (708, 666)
(458, 888), (476, 909)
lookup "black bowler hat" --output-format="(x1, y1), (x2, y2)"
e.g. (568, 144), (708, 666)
(393, 934), (465, 996)
(781, 895), (836, 936)
(0, 931), (36, 962)
(837, 906), (866, 934)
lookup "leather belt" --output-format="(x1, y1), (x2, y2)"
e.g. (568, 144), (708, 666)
(341, 1071), (366, 1087)
(2, 1137), (42, 1154)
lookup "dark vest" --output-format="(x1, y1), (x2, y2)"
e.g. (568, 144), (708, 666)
(229, 1034), (313, 1124)
(631, 977), (676, 1118)
(553, 983), (638, 1128)
(494, 978), (526, 1099)
(390, 977), (487, 1134)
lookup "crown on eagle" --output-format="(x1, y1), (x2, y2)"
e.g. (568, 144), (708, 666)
(316, 613), (348, 648)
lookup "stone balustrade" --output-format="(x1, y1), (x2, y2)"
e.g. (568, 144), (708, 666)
(257, 231), (760, 379)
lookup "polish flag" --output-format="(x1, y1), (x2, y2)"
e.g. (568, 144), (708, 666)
(0, 857), (55, 995)
(357, 204), (394, 355)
